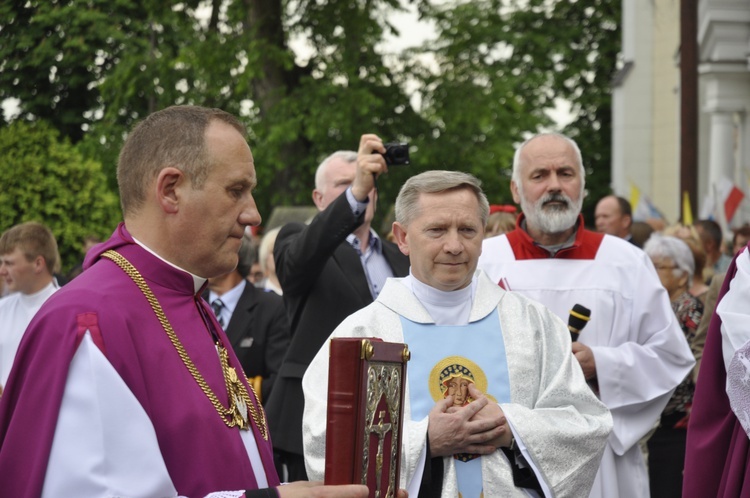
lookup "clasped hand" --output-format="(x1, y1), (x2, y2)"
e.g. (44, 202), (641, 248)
(427, 384), (511, 457)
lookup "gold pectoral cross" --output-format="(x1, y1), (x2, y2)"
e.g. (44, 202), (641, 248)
(220, 345), (250, 430)
(369, 410), (393, 498)
(227, 365), (249, 430)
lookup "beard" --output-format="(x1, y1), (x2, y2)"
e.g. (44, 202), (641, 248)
(520, 191), (583, 234)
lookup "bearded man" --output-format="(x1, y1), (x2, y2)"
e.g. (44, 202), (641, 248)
(477, 133), (695, 498)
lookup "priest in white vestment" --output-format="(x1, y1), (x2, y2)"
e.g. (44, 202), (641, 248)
(303, 170), (613, 498)
(478, 133), (695, 498)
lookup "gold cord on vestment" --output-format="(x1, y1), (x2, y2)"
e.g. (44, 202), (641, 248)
(102, 250), (268, 439)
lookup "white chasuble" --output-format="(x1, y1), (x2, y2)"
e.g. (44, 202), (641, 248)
(303, 272), (612, 498)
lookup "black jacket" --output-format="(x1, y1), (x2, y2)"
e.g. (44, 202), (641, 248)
(265, 192), (409, 455)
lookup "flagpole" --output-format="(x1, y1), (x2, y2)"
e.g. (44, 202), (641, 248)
(680, 0), (699, 222)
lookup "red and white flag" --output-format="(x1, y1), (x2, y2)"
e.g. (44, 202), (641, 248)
(718, 177), (745, 223)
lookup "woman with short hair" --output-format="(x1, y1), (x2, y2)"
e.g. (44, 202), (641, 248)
(643, 233), (703, 498)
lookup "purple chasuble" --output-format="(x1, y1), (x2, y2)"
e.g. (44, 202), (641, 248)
(683, 244), (750, 497)
(0, 223), (280, 497)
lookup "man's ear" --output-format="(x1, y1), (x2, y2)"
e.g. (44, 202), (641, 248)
(312, 189), (324, 210)
(624, 214), (633, 230)
(510, 180), (521, 205)
(156, 167), (184, 214)
(392, 222), (410, 256)
(33, 255), (46, 274)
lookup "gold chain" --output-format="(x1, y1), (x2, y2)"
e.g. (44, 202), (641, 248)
(101, 250), (268, 440)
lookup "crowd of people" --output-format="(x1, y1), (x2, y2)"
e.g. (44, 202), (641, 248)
(1, 105), (750, 497)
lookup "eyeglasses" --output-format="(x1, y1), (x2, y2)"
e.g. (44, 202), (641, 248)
(654, 264), (678, 271)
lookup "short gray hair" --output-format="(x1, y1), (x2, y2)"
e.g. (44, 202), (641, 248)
(395, 170), (490, 227)
(314, 151), (358, 191)
(644, 233), (695, 286)
(511, 133), (585, 188)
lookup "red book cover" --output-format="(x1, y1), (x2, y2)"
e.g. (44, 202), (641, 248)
(324, 338), (410, 498)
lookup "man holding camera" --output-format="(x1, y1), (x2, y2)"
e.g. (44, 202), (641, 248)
(266, 134), (410, 480)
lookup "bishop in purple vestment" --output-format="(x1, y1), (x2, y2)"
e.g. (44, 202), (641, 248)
(0, 106), (371, 498)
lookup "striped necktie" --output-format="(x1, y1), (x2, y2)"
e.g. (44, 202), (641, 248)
(211, 299), (226, 328)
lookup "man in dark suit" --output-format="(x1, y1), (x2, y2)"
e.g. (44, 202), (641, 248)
(206, 236), (290, 405)
(267, 134), (410, 480)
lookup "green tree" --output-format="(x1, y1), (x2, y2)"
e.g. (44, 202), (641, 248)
(1, 1), (159, 142)
(1, 0), (620, 231)
(0, 120), (121, 272)
(228, 0), (436, 227)
(82, 0), (436, 226)
(501, 0), (621, 220)
(407, 0), (621, 220)
(405, 0), (552, 206)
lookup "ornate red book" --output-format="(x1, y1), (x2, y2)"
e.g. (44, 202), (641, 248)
(324, 338), (410, 498)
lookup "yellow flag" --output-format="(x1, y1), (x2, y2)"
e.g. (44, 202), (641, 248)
(630, 183), (640, 213)
(682, 191), (694, 226)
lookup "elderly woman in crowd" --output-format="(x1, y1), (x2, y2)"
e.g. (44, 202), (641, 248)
(664, 224), (710, 301)
(643, 234), (703, 498)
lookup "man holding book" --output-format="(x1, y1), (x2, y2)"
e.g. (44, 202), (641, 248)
(303, 170), (612, 498)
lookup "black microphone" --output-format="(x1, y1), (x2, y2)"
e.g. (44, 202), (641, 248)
(568, 304), (591, 342)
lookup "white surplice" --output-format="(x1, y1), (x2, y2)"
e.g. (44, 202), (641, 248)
(0, 281), (58, 386)
(479, 233), (696, 498)
(719, 247), (750, 437)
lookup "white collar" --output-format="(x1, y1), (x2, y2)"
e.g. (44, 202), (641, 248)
(377, 270), (504, 325)
(18, 280), (58, 305)
(131, 236), (206, 294)
(400, 272), (477, 326)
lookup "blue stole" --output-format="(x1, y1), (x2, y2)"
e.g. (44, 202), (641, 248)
(401, 309), (511, 498)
